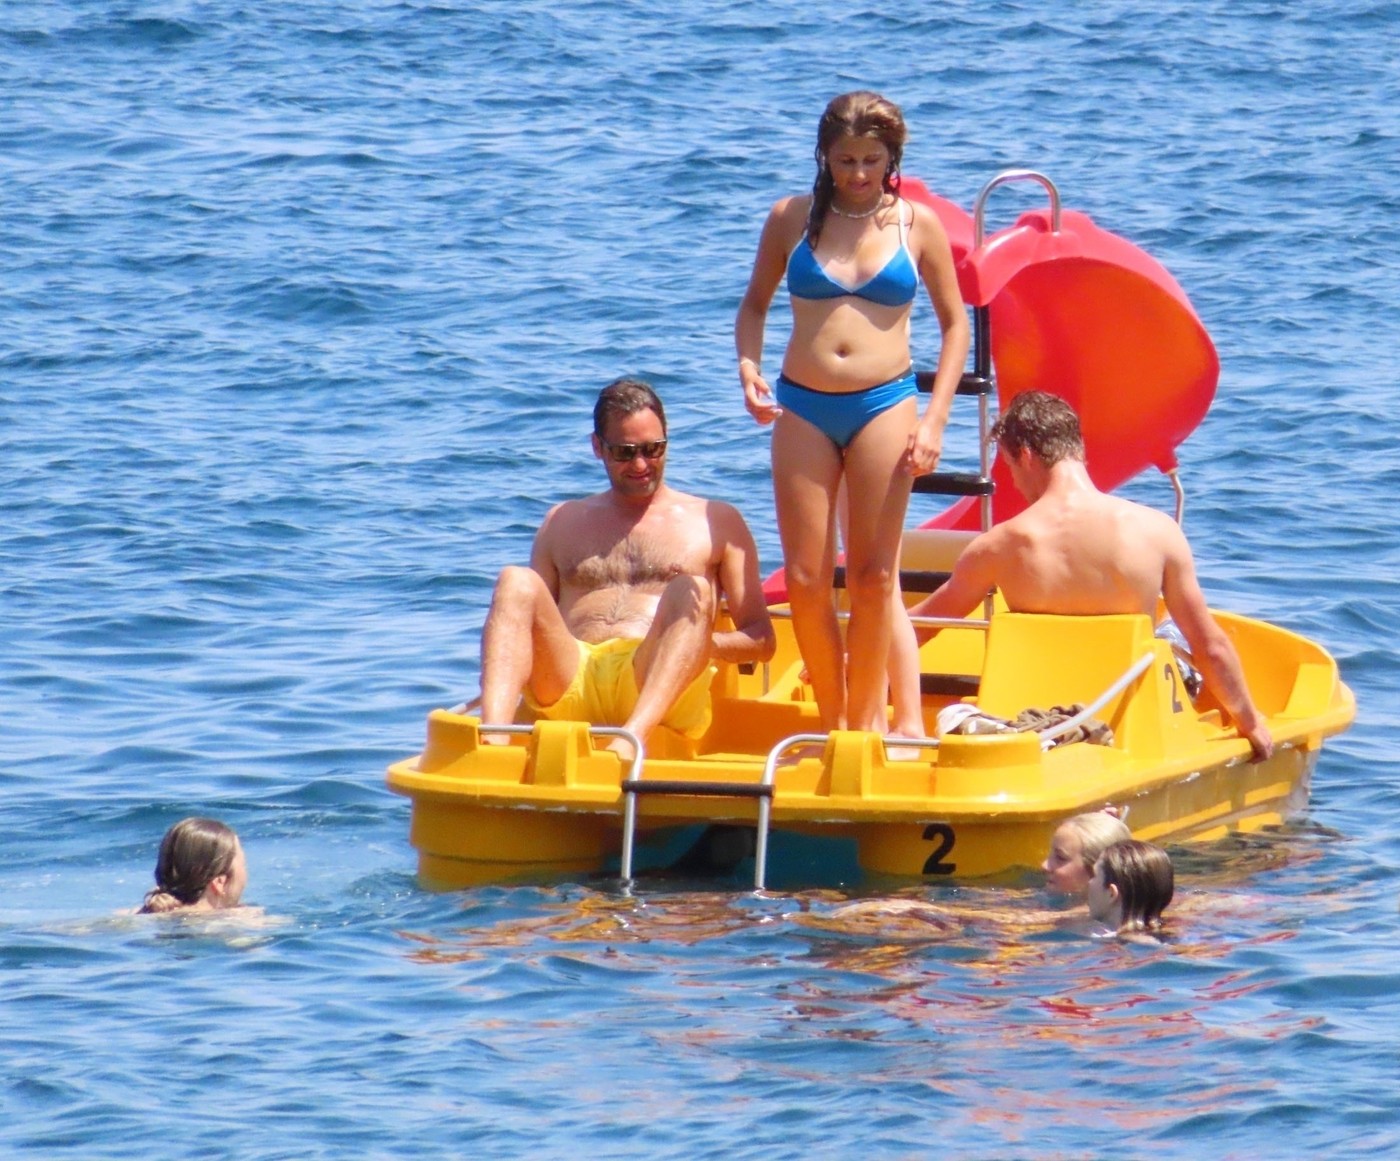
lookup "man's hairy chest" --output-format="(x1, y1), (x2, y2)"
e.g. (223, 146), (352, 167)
(557, 531), (713, 593)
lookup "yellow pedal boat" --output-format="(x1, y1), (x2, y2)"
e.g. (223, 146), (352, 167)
(388, 171), (1354, 889)
(387, 556), (1354, 889)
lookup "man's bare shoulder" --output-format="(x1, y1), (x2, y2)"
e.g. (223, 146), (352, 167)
(665, 489), (758, 546)
(699, 493), (749, 524)
(972, 514), (1032, 555)
(946, 523), (1013, 583)
(1111, 492), (1173, 521)
(1114, 494), (1186, 545)
(538, 492), (607, 532)
(654, 483), (706, 508)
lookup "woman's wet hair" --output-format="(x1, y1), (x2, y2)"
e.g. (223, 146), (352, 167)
(140, 817), (240, 915)
(1097, 840), (1175, 929)
(593, 377), (667, 440)
(1061, 810), (1132, 874)
(989, 390), (1086, 466)
(807, 90), (907, 246)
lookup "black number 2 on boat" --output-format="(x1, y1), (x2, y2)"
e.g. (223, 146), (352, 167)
(1165, 663), (1184, 714)
(921, 823), (957, 875)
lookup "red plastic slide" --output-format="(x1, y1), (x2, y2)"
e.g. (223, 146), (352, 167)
(903, 178), (1218, 531)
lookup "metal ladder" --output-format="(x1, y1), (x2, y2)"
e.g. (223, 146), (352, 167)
(913, 170), (1065, 524)
(619, 732), (943, 890)
(908, 168), (1064, 634)
(618, 726), (778, 890)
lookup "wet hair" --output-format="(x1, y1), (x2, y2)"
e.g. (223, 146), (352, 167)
(1060, 810), (1132, 875)
(593, 378), (666, 440)
(990, 390), (1086, 467)
(807, 91), (907, 247)
(140, 817), (239, 914)
(1097, 840), (1174, 929)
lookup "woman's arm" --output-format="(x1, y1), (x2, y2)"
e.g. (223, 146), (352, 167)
(905, 203), (970, 474)
(735, 198), (800, 425)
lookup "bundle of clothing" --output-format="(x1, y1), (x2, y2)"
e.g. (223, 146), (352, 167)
(936, 702), (1113, 749)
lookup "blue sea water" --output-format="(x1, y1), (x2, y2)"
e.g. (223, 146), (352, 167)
(3, 1), (1400, 1156)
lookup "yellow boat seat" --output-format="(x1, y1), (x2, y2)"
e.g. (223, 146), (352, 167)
(975, 612), (1197, 759)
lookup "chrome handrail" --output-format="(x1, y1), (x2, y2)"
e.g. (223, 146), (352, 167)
(973, 168), (1062, 247)
(1166, 467), (1186, 526)
(765, 606), (990, 632)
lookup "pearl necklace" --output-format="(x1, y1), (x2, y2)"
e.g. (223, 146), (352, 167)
(830, 196), (887, 220)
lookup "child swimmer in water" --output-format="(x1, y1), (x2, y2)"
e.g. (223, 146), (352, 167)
(1087, 839), (1175, 940)
(139, 817), (250, 914)
(796, 808), (1141, 937)
(1042, 809), (1133, 898)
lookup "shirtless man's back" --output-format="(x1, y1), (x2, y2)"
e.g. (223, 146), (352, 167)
(978, 486), (1191, 618)
(478, 379), (774, 754)
(914, 391), (1272, 760)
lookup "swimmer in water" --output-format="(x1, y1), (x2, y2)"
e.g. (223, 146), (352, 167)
(1088, 839), (1175, 937)
(802, 808), (1134, 935)
(139, 817), (248, 914)
(1042, 810), (1133, 898)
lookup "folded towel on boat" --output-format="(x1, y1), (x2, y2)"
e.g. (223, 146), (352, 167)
(1010, 704), (1115, 747)
(936, 702), (1114, 749)
(936, 702), (1015, 737)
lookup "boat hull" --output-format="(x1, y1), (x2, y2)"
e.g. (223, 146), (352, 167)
(396, 745), (1317, 890)
(387, 610), (1352, 889)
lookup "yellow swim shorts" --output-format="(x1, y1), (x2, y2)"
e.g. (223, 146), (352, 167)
(525, 638), (715, 739)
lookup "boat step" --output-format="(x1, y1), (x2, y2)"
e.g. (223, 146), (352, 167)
(922, 673), (981, 698)
(830, 568), (982, 698)
(833, 566), (952, 594)
(621, 779), (773, 800)
(910, 370), (995, 498)
(917, 370), (994, 397)
(912, 471), (995, 497)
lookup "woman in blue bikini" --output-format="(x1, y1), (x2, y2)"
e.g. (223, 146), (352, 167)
(735, 91), (968, 736)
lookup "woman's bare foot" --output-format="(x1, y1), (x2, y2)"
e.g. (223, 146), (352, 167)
(884, 728), (930, 762)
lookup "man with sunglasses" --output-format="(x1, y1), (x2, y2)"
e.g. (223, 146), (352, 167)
(478, 378), (775, 757)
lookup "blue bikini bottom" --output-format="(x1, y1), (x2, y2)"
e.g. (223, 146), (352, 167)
(775, 369), (918, 449)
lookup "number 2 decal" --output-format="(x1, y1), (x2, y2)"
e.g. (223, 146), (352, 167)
(921, 822), (957, 875)
(1164, 662), (1184, 714)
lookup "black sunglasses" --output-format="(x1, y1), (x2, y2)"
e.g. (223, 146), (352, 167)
(600, 438), (668, 463)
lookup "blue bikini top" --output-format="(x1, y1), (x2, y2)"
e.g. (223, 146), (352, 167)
(786, 200), (918, 308)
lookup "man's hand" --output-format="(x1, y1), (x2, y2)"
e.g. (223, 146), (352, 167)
(1243, 720), (1274, 763)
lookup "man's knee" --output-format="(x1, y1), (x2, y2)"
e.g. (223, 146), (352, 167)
(660, 574), (715, 624)
(491, 564), (546, 610)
